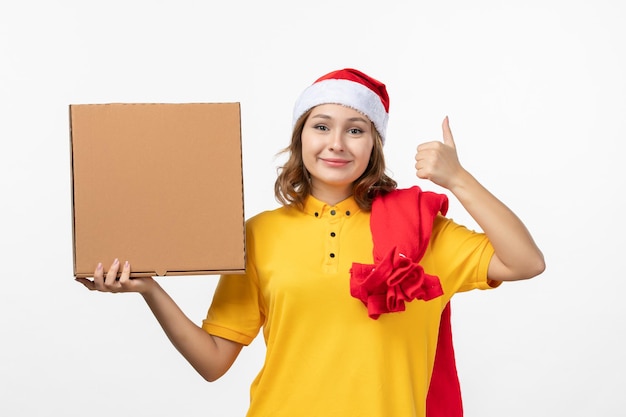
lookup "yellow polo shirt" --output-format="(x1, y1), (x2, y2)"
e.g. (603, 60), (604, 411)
(202, 194), (495, 417)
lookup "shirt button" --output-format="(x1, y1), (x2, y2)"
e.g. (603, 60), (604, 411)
(346, 210), (351, 216)
(314, 212), (319, 217)
(330, 210), (336, 215)
(330, 253), (335, 258)
(330, 232), (336, 237)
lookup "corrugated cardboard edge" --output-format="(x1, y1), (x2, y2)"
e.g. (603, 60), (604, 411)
(73, 270), (245, 279)
(69, 102), (247, 278)
(235, 102), (247, 275)
(69, 105), (78, 277)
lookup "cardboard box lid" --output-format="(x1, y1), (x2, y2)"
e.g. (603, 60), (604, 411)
(70, 103), (245, 278)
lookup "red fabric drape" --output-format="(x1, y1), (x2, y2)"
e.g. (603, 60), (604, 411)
(350, 186), (463, 416)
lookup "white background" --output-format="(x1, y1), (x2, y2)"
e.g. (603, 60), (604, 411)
(1, 1), (624, 416)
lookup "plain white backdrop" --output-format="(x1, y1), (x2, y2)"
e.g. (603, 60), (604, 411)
(1, 1), (624, 416)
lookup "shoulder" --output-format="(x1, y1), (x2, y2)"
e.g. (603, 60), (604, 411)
(373, 186), (449, 218)
(377, 186), (447, 204)
(246, 205), (301, 231)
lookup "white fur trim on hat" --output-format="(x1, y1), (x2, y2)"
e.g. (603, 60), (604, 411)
(292, 78), (389, 143)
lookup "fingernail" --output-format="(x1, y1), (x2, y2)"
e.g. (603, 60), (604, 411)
(113, 258), (119, 266)
(124, 261), (129, 269)
(96, 262), (103, 271)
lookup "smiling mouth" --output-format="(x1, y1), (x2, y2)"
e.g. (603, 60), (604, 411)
(320, 158), (351, 166)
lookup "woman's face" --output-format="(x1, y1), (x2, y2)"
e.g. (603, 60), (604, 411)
(301, 104), (374, 203)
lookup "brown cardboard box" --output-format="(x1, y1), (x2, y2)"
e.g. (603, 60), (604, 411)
(70, 103), (245, 278)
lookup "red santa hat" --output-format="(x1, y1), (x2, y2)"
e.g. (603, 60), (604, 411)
(292, 68), (390, 143)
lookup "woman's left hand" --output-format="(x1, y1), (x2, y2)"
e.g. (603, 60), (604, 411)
(414, 116), (464, 190)
(415, 117), (545, 282)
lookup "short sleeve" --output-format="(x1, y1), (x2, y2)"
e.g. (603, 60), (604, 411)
(423, 215), (500, 296)
(202, 267), (265, 345)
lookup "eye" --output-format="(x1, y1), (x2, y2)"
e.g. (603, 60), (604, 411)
(314, 124), (329, 131)
(348, 128), (363, 135)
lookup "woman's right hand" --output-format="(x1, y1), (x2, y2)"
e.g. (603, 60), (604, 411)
(75, 258), (243, 381)
(75, 258), (157, 295)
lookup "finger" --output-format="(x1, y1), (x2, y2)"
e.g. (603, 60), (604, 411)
(442, 116), (456, 148)
(92, 262), (105, 288)
(415, 143), (429, 158)
(118, 261), (132, 285)
(105, 258), (120, 285)
(416, 140), (444, 153)
(414, 160), (429, 179)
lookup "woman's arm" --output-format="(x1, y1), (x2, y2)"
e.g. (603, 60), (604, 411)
(415, 117), (545, 282)
(76, 259), (243, 381)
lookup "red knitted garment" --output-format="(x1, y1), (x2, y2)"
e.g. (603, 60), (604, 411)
(349, 186), (463, 416)
(427, 302), (462, 416)
(350, 186), (448, 318)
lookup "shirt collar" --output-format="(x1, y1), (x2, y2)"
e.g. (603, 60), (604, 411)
(303, 195), (361, 219)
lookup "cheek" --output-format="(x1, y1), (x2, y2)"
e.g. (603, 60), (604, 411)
(300, 131), (315, 153)
(300, 136), (318, 170)
(355, 143), (374, 167)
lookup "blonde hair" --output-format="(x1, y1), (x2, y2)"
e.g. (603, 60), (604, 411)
(274, 109), (397, 211)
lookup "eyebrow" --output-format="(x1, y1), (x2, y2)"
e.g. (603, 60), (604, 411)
(309, 113), (370, 124)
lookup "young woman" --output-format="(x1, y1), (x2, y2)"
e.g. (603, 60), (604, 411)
(77, 68), (545, 417)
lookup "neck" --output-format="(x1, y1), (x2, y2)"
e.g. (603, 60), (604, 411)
(310, 183), (353, 206)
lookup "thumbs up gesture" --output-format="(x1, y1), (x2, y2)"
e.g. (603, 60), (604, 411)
(414, 116), (464, 190)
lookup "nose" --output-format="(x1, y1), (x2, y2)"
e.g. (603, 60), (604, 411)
(328, 130), (345, 152)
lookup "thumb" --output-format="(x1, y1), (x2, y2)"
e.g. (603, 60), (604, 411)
(442, 116), (456, 148)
